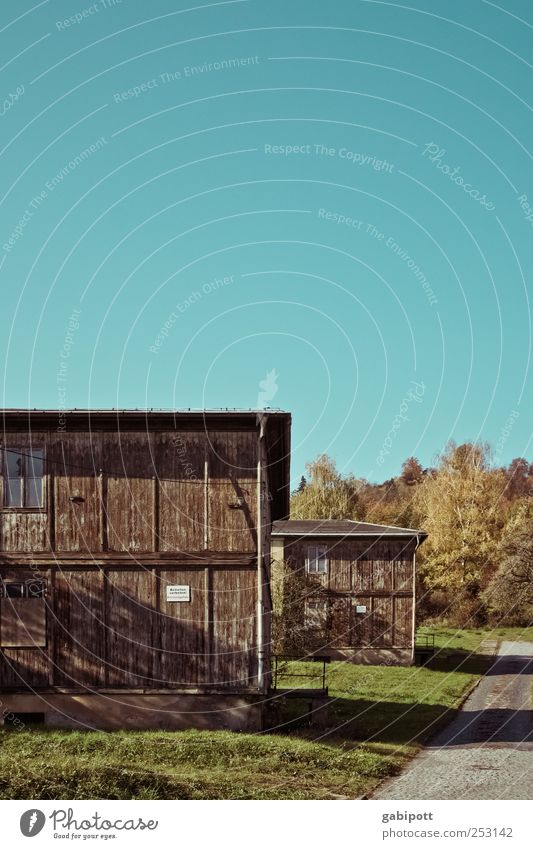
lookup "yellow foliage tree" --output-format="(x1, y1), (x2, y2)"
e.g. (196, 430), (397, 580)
(290, 454), (361, 520)
(415, 442), (506, 593)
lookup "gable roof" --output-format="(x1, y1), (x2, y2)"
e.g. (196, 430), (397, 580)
(271, 519), (427, 538)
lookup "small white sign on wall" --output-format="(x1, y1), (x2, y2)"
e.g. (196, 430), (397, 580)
(166, 585), (191, 603)
(355, 605), (367, 614)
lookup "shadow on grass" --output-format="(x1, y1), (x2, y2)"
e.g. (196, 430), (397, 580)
(266, 694), (463, 747)
(267, 650), (495, 745)
(420, 649), (494, 676)
(268, 696), (533, 749)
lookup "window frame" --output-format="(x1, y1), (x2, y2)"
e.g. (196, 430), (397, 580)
(2, 448), (46, 511)
(306, 544), (329, 574)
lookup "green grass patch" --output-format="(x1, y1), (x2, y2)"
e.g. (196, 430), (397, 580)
(272, 656), (479, 748)
(416, 625), (533, 676)
(0, 727), (391, 800)
(417, 625), (533, 653)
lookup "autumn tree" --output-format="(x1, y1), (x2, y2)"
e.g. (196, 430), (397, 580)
(400, 456), (424, 486)
(359, 477), (422, 529)
(505, 458), (531, 499)
(415, 442), (506, 596)
(287, 442), (532, 625)
(482, 503), (533, 625)
(290, 454), (361, 520)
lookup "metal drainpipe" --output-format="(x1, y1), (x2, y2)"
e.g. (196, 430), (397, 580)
(256, 413), (267, 691)
(411, 533), (420, 665)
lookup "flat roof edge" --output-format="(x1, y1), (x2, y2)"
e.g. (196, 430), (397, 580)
(0, 408), (291, 416)
(271, 530), (427, 537)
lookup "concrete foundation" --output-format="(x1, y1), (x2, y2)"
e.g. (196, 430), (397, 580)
(319, 647), (413, 666)
(0, 692), (264, 732)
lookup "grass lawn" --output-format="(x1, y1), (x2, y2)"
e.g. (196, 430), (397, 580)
(0, 627), (521, 800)
(417, 624), (533, 653)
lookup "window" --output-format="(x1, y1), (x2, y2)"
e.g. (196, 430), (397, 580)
(3, 449), (44, 508)
(306, 545), (328, 574)
(0, 580), (47, 647)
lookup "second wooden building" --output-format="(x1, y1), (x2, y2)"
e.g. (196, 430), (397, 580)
(271, 519), (427, 665)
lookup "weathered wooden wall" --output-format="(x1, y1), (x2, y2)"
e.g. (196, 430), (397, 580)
(0, 565), (258, 691)
(277, 536), (415, 650)
(0, 421), (275, 693)
(0, 412), (291, 709)
(0, 429), (259, 554)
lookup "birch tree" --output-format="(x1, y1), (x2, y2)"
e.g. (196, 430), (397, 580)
(415, 442), (506, 593)
(290, 454), (361, 520)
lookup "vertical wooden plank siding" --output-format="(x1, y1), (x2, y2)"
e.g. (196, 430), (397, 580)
(157, 568), (207, 686)
(0, 563), (263, 690)
(0, 568), (50, 687)
(152, 477), (159, 552)
(204, 459), (209, 550)
(156, 432), (205, 552)
(394, 558), (413, 591)
(330, 544), (351, 591)
(1, 426), (263, 557)
(54, 570), (105, 686)
(1, 513), (49, 553)
(47, 460), (56, 552)
(291, 536), (416, 650)
(211, 567), (257, 688)
(330, 597), (352, 646)
(372, 596), (394, 646)
(99, 470), (107, 552)
(394, 597), (412, 647)
(208, 430), (257, 552)
(353, 599), (373, 646)
(373, 559), (393, 592)
(0, 416), (285, 694)
(204, 566), (212, 684)
(47, 568), (56, 686)
(105, 570), (155, 688)
(105, 433), (155, 553)
(52, 432), (102, 552)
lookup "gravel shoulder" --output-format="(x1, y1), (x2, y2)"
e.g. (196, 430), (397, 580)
(372, 641), (533, 800)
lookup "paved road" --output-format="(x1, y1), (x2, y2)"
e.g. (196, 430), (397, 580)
(372, 641), (533, 800)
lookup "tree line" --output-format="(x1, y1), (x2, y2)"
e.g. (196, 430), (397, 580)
(290, 445), (533, 627)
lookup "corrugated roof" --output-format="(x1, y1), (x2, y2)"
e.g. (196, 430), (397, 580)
(271, 519), (427, 537)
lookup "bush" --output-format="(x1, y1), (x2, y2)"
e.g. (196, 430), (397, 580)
(418, 589), (488, 628)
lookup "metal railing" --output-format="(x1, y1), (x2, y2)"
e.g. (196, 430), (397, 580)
(271, 655), (329, 693)
(415, 633), (436, 649)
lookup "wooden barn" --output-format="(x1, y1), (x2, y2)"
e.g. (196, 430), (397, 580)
(271, 519), (427, 665)
(0, 409), (290, 731)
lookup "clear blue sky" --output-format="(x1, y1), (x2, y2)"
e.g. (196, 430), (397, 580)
(1, 0), (532, 484)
